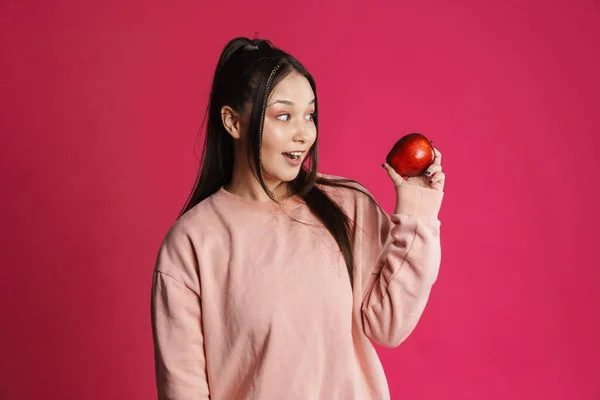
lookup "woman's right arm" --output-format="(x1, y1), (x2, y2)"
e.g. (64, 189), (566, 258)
(151, 270), (210, 399)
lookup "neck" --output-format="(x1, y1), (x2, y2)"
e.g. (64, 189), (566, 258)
(224, 169), (289, 202)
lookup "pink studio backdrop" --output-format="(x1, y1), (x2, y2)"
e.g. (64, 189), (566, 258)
(1, 1), (599, 399)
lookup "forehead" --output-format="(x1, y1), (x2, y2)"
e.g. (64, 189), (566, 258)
(269, 71), (314, 102)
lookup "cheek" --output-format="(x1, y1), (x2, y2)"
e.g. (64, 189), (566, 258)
(308, 126), (318, 144)
(260, 123), (286, 155)
(300, 125), (318, 150)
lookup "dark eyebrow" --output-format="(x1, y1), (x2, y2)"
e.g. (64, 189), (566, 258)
(268, 98), (316, 107)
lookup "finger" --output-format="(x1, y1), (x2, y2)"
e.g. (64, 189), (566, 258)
(383, 163), (406, 183)
(424, 164), (442, 177)
(383, 162), (400, 179)
(428, 171), (445, 185)
(432, 147), (442, 165)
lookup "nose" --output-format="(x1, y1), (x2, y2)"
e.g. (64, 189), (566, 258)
(292, 121), (312, 145)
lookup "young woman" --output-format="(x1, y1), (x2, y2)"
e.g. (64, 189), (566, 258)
(151, 36), (445, 400)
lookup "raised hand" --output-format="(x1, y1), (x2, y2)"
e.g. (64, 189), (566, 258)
(383, 147), (445, 192)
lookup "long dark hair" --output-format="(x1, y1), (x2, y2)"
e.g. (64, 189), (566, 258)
(180, 37), (374, 287)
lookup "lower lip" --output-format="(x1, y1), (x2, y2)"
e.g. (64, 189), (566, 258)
(283, 154), (303, 166)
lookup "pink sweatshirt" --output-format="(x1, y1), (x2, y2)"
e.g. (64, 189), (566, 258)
(151, 175), (443, 399)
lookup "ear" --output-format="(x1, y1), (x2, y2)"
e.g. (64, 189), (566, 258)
(221, 105), (242, 139)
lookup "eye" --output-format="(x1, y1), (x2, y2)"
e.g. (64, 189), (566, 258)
(276, 113), (290, 121)
(306, 112), (316, 121)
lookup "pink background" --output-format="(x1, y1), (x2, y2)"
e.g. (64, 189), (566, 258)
(1, 1), (599, 399)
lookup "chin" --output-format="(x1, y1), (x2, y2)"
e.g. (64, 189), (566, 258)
(278, 171), (301, 183)
(264, 168), (301, 185)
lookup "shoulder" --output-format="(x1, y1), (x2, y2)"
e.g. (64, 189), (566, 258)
(316, 172), (375, 199)
(153, 194), (221, 282)
(314, 172), (381, 214)
(164, 195), (219, 245)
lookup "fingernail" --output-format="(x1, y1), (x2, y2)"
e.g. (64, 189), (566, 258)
(430, 178), (434, 183)
(425, 170), (431, 175)
(382, 164), (385, 168)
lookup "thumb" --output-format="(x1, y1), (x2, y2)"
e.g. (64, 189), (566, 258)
(382, 163), (406, 185)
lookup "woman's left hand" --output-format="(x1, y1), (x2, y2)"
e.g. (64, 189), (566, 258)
(383, 147), (445, 192)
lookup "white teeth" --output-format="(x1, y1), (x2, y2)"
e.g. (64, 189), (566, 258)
(285, 152), (301, 160)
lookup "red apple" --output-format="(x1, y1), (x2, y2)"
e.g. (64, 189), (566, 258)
(386, 133), (435, 177)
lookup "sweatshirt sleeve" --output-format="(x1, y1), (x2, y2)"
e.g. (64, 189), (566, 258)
(359, 183), (443, 348)
(151, 270), (210, 399)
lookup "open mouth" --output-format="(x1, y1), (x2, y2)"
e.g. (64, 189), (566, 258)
(283, 151), (302, 160)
